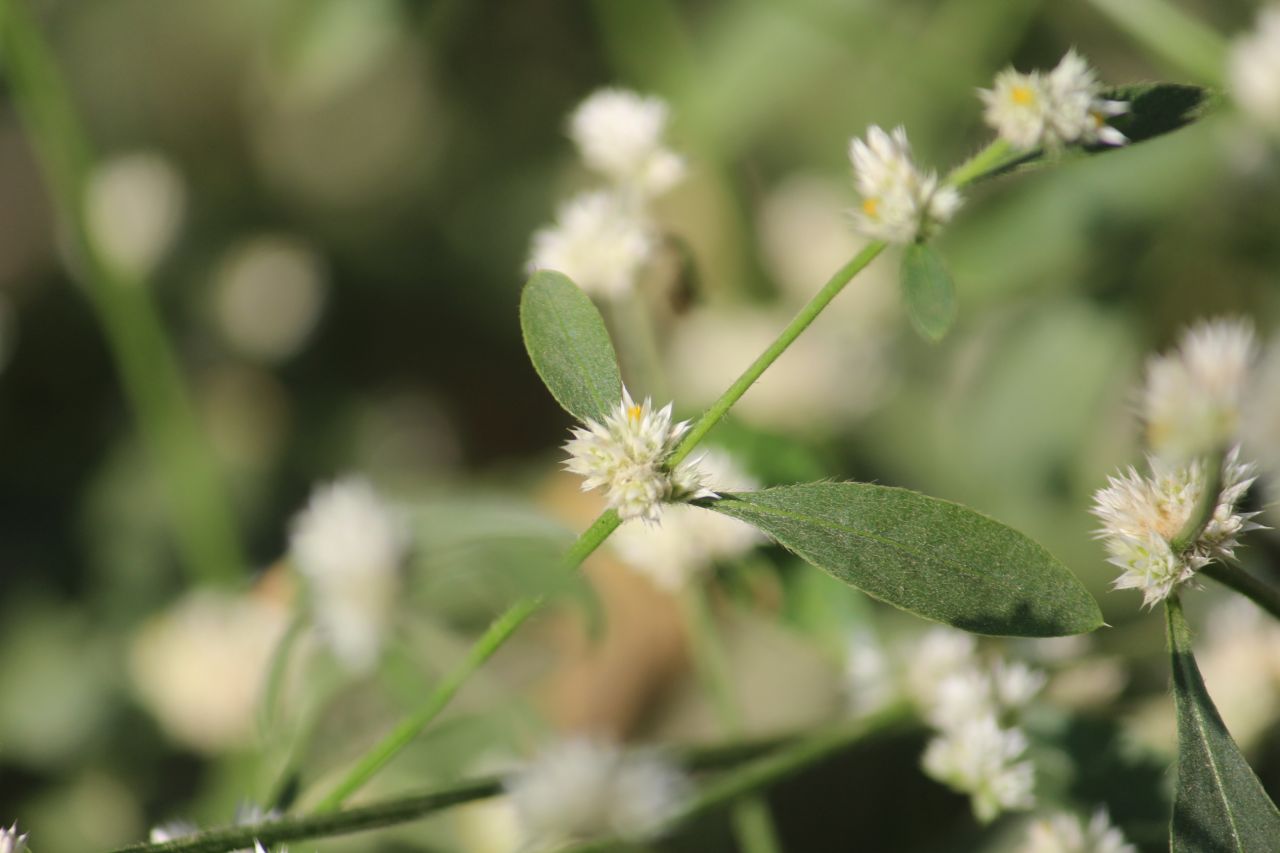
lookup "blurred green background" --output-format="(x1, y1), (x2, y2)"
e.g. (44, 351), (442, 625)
(1, 0), (1279, 851)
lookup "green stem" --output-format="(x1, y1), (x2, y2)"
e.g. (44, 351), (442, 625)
(944, 139), (1020, 189)
(0, 0), (243, 585)
(1084, 0), (1227, 85)
(1202, 563), (1280, 623)
(1171, 450), (1225, 554)
(564, 706), (912, 853)
(682, 585), (784, 853)
(668, 241), (885, 466)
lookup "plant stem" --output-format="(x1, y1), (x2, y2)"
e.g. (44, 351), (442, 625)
(1084, 0), (1227, 85)
(0, 0), (243, 585)
(945, 139), (1020, 189)
(1202, 564), (1280, 623)
(1171, 450), (1225, 554)
(564, 706), (912, 853)
(668, 241), (885, 466)
(682, 585), (784, 853)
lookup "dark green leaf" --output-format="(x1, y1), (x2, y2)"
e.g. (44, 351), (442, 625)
(698, 483), (1102, 637)
(1167, 598), (1280, 852)
(520, 270), (623, 423)
(900, 243), (957, 342)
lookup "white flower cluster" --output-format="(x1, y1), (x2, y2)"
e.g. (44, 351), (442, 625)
(1142, 318), (1258, 463)
(151, 804), (284, 853)
(1229, 6), (1280, 132)
(504, 737), (688, 849)
(909, 629), (1042, 822)
(609, 448), (762, 589)
(848, 125), (962, 244)
(1093, 318), (1263, 609)
(289, 476), (409, 673)
(980, 50), (1128, 150)
(564, 387), (713, 523)
(0, 824), (28, 853)
(843, 628), (897, 719)
(528, 89), (685, 297)
(1092, 450), (1258, 608)
(1021, 808), (1135, 853)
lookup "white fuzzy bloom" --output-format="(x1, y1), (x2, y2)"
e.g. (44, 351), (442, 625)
(1042, 50), (1128, 147)
(1142, 318), (1258, 462)
(992, 659), (1048, 709)
(84, 151), (185, 279)
(564, 388), (712, 524)
(1022, 809), (1135, 853)
(1229, 6), (1280, 132)
(0, 824), (29, 853)
(289, 476), (408, 673)
(527, 190), (654, 297)
(130, 590), (288, 753)
(1092, 449), (1259, 608)
(905, 628), (978, 708)
(568, 89), (685, 197)
(849, 125), (962, 244)
(981, 51), (1128, 150)
(609, 449), (762, 589)
(922, 713), (1035, 822)
(505, 738), (688, 848)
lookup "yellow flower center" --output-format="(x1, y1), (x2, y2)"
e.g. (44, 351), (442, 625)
(1011, 85), (1035, 106)
(861, 197), (879, 217)
(627, 404), (643, 422)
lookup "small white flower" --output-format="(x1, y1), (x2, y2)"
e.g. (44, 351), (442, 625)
(905, 627), (978, 708)
(922, 713), (1035, 822)
(1092, 449), (1259, 608)
(981, 51), (1128, 150)
(992, 659), (1047, 709)
(564, 388), (712, 524)
(1042, 50), (1128, 147)
(289, 476), (409, 673)
(568, 89), (685, 197)
(0, 824), (29, 853)
(848, 125), (962, 244)
(1229, 6), (1280, 132)
(1142, 317), (1258, 462)
(609, 449), (761, 590)
(844, 628), (897, 719)
(505, 737), (688, 848)
(527, 190), (654, 297)
(1022, 808), (1135, 853)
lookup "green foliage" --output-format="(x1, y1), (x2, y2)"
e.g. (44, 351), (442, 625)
(520, 270), (623, 423)
(698, 482), (1102, 637)
(1166, 598), (1280, 852)
(900, 243), (957, 342)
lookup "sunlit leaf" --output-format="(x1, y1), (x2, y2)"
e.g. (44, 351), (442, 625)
(520, 270), (623, 423)
(699, 482), (1102, 637)
(1167, 598), (1280, 852)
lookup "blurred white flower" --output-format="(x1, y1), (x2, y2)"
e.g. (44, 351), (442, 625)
(981, 51), (1127, 150)
(610, 448), (762, 590)
(1021, 808), (1135, 853)
(130, 590), (288, 753)
(568, 89), (685, 198)
(453, 796), (522, 853)
(1092, 449), (1259, 608)
(0, 823), (29, 853)
(848, 125), (961, 244)
(906, 627), (978, 709)
(922, 713), (1035, 822)
(1199, 596), (1280, 749)
(1243, 336), (1280, 479)
(505, 737), (688, 848)
(1142, 317), (1257, 462)
(213, 236), (327, 363)
(84, 151), (185, 279)
(564, 388), (712, 524)
(289, 476), (408, 673)
(1229, 6), (1280, 132)
(526, 190), (653, 297)
(843, 628), (897, 719)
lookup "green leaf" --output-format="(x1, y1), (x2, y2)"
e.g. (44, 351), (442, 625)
(1167, 597), (1280, 852)
(520, 270), (623, 423)
(900, 243), (957, 342)
(698, 483), (1102, 637)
